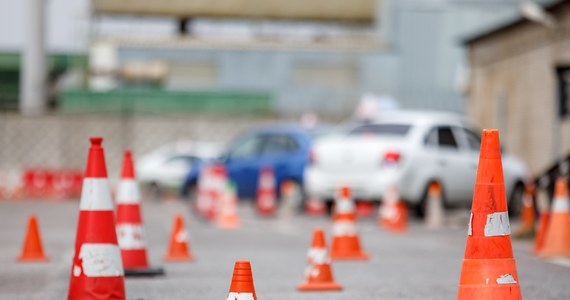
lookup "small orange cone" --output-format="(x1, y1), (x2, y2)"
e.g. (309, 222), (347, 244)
(514, 183), (536, 238)
(330, 186), (369, 260)
(378, 184), (408, 233)
(227, 260), (257, 300)
(256, 166), (277, 216)
(17, 215), (48, 262)
(216, 182), (241, 229)
(297, 228), (342, 292)
(532, 188), (550, 253)
(457, 129), (521, 300)
(68, 137), (125, 300)
(425, 182), (445, 229)
(539, 177), (570, 258)
(305, 197), (326, 216)
(163, 214), (194, 261)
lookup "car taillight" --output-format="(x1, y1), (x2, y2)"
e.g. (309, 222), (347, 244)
(382, 150), (401, 167)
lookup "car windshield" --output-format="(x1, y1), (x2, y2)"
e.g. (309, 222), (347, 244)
(347, 123), (411, 137)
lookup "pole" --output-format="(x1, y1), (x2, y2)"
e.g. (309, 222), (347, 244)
(20, 0), (47, 115)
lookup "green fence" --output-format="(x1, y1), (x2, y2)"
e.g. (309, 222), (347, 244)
(59, 89), (273, 115)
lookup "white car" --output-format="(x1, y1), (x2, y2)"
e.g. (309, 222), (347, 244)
(304, 110), (528, 216)
(137, 140), (221, 198)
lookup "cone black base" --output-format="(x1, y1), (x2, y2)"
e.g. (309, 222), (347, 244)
(124, 266), (165, 277)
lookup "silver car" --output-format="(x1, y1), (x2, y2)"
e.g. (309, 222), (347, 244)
(304, 110), (528, 216)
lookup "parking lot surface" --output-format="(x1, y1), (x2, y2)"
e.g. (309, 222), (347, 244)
(1, 200), (569, 299)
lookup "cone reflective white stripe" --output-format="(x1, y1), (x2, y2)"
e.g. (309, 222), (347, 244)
(79, 179), (114, 210)
(552, 196), (570, 212)
(227, 292), (255, 300)
(116, 180), (141, 204)
(336, 197), (354, 213)
(74, 244), (124, 277)
(117, 224), (146, 250)
(332, 220), (357, 236)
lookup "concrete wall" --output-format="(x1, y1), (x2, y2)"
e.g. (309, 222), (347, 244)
(466, 3), (570, 176)
(0, 113), (277, 183)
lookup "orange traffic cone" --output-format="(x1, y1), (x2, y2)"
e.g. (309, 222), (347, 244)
(297, 228), (342, 291)
(68, 137), (125, 300)
(532, 188), (550, 254)
(330, 186), (369, 260)
(227, 260), (257, 300)
(216, 182), (241, 229)
(17, 215), (48, 262)
(163, 214), (194, 261)
(196, 164), (227, 220)
(378, 184), (408, 233)
(425, 182), (444, 229)
(256, 166), (277, 216)
(539, 177), (570, 258)
(457, 129), (521, 300)
(514, 183), (536, 239)
(116, 150), (164, 276)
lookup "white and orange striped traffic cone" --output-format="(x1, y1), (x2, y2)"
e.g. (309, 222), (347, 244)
(256, 166), (277, 216)
(330, 186), (369, 260)
(297, 227), (342, 291)
(116, 150), (164, 276)
(67, 137), (125, 300)
(216, 182), (241, 229)
(378, 184), (408, 233)
(540, 177), (570, 258)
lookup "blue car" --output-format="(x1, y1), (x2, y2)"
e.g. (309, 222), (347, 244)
(181, 123), (312, 200)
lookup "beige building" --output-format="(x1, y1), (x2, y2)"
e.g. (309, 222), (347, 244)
(464, 0), (570, 177)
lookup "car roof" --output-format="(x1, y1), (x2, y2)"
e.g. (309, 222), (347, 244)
(366, 110), (469, 127)
(247, 122), (310, 136)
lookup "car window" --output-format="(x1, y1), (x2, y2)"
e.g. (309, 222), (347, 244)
(228, 136), (263, 159)
(261, 134), (300, 154)
(462, 128), (481, 151)
(348, 124), (411, 136)
(437, 126), (458, 149)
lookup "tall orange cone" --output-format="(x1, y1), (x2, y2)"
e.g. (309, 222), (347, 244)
(256, 166), (277, 216)
(457, 129), (521, 300)
(17, 215), (48, 262)
(378, 184), (408, 233)
(425, 182), (445, 229)
(514, 183), (536, 239)
(539, 177), (570, 258)
(330, 186), (369, 260)
(216, 182), (241, 229)
(297, 228), (342, 291)
(532, 188), (550, 253)
(68, 137), (125, 300)
(163, 214), (193, 261)
(116, 150), (164, 276)
(227, 260), (257, 300)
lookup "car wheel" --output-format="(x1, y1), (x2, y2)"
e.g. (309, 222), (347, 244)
(508, 182), (524, 217)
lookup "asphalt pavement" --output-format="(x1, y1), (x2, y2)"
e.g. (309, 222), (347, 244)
(1, 200), (569, 299)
